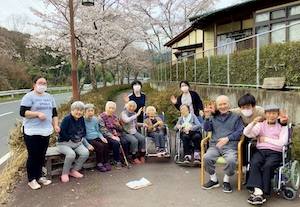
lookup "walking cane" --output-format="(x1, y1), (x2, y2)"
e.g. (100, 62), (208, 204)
(119, 142), (130, 169)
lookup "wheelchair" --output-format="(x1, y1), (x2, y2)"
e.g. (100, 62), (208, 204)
(141, 112), (172, 159)
(244, 123), (300, 200)
(174, 117), (204, 165)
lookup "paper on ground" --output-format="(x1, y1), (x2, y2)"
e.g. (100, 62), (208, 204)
(126, 177), (152, 190)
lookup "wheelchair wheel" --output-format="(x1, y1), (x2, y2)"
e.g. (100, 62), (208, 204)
(282, 187), (296, 200)
(290, 160), (300, 190)
(174, 155), (179, 163)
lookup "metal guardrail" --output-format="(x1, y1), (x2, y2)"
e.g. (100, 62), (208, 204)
(0, 86), (72, 98)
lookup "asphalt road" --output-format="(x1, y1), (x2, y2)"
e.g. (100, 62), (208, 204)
(0, 92), (73, 158)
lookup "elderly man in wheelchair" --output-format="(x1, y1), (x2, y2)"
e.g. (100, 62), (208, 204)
(243, 104), (297, 205)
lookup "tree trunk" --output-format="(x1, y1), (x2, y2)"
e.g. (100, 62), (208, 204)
(90, 61), (97, 91)
(100, 62), (107, 87)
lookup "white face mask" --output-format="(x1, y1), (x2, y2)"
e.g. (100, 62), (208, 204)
(133, 85), (141, 92)
(241, 109), (253, 117)
(36, 85), (47, 93)
(181, 86), (189, 93)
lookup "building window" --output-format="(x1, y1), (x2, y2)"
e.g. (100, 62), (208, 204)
(271, 22), (286, 43)
(289, 5), (300, 16)
(271, 9), (286, 20)
(289, 20), (300, 41)
(255, 4), (300, 44)
(257, 26), (269, 46)
(174, 50), (195, 60)
(255, 12), (269, 22)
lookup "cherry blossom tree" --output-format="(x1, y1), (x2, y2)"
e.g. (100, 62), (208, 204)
(29, 0), (137, 90)
(123, 0), (219, 60)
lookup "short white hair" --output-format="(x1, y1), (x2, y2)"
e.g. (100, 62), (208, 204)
(105, 101), (116, 109)
(146, 106), (156, 114)
(125, 100), (137, 109)
(216, 95), (229, 105)
(84, 103), (95, 111)
(71, 101), (85, 110)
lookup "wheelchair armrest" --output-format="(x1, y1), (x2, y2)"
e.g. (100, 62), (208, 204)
(237, 134), (245, 150)
(283, 141), (292, 147)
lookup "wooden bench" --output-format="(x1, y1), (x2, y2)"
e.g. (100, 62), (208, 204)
(43, 146), (97, 179)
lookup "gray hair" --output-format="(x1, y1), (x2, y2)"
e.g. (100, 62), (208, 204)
(146, 106), (156, 114)
(179, 104), (190, 112)
(71, 101), (85, 110)
(84, 103), (95, 111)
(105, 101), (116, 109)
(125, 100), (137, 109)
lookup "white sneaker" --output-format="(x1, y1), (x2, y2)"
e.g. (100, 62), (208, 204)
(28, 179), (41, 190)
(38, 177), (52, 185)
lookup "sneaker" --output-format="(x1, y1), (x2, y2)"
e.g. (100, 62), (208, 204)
(28, 179), (41, 190)
(104, 163), (111, 171)
(140, 156), (146, 163)
(194, 151), (200, 160)
(38, 177), (52, 185)
(159, 148), (166, 152)
(69, 169), (84, 178)
(223, 182), (232, 193)
(251, 195), (266, 205)
(184, 156), (191, 164)
(133, 158), (142, 164)
(202, 180), (220, 190)
(61, 174), (69, 183)
(97, 165), (107, 172)
(247, 194), (256, 204)
(193, 159), (201, 165)
(116, 161), (122, 170)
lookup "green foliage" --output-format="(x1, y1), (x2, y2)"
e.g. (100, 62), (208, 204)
(0, 58), (31, 90)
(291, 125), (300, 161)
(156, 41), (300, 86)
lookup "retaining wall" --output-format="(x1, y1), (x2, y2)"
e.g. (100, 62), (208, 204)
(150, 82), (300, 125)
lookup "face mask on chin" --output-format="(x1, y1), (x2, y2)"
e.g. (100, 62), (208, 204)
(241, 109), (253, 117)
(133, 85), (141, 92)
(181, 86), (189, 93)
(36, 85), (47, 93)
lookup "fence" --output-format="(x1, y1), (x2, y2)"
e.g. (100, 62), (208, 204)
(0, 87), (72, 98)
(154, 21), (300, 89)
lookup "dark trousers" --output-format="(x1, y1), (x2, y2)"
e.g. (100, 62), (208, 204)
(180, 131), (202, 155)
(107, 136), (128, 162)
(148, 130), (165, 148)
(88, 138), (110, 164)
(246, 149), (282, 195)
(24, 134), (50, 182)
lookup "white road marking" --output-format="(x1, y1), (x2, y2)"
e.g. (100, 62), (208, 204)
(0, 112), (13, 117)
(0, 151), (13, 166)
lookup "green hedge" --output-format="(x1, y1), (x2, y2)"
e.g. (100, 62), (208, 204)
(155, 41), (300, 86)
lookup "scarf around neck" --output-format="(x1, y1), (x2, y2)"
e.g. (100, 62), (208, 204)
(182, 113), (192, 127)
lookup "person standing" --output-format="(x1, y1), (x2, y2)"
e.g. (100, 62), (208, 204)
(170, 80), (204, 122)
(123, 80), (146, 123)
(20, 75), (60, 190)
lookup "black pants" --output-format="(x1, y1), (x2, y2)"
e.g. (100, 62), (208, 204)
(88, 138), (110, 164)
(246, 149), (282, 195)
(24, 134), (50, 182)
(181, 131), (202, 155)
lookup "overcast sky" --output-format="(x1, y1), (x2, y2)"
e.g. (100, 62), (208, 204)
(0, 0), (242, 33)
